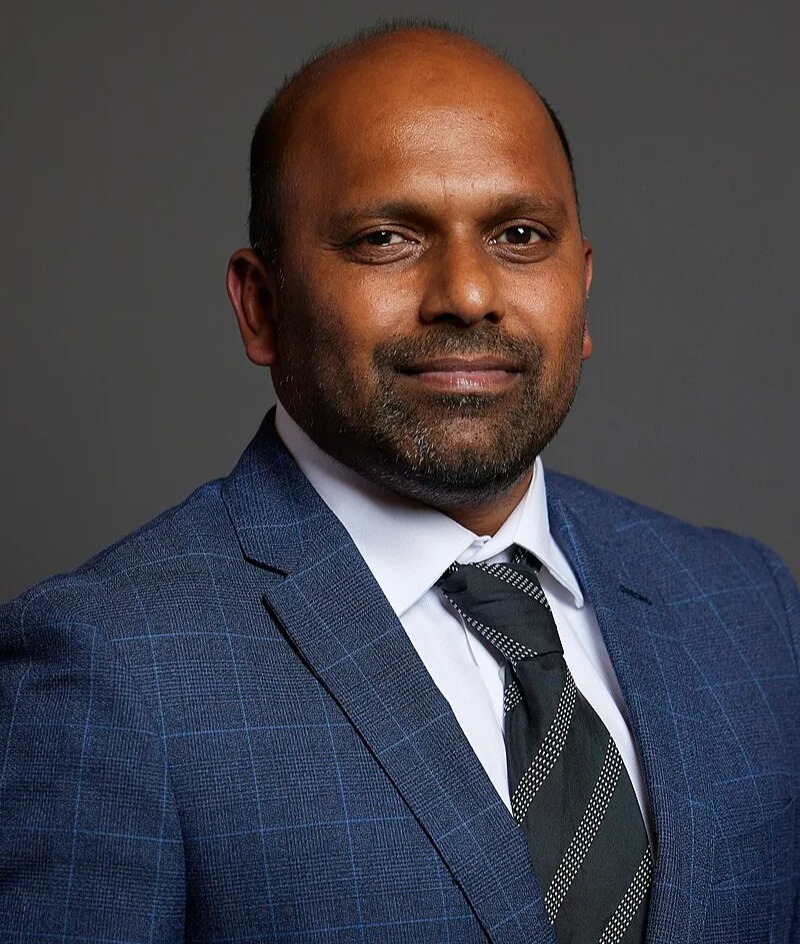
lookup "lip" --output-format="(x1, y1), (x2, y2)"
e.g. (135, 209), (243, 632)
(402, 356), (522, 374)
(400, 357), (522, 393)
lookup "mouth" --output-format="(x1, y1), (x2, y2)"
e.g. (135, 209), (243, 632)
(399, 357), (523, 393)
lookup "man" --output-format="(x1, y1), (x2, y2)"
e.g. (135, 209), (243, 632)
(1, 22), (797, 944)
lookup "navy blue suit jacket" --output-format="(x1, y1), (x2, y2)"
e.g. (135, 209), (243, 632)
(1, 414), (798, 942)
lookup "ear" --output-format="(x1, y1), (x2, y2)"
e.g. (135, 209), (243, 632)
(581, 238), (594, 361)
(226, 248), (279, 367)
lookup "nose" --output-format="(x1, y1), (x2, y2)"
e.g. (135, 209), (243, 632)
(419, 238), (502, 325)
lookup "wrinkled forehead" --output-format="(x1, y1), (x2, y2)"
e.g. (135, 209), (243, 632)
(280, 38), (573, 210)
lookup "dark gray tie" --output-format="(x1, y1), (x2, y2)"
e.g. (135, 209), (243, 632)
(437, 550), (652, 944)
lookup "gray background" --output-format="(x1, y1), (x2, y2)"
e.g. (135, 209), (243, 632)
(1, 0), (798, 602)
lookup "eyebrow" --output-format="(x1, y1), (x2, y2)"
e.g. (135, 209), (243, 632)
(326, 193), (569, 235)
(486, 194), (569, 222)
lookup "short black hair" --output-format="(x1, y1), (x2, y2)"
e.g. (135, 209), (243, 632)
(247, 20), (577, 264)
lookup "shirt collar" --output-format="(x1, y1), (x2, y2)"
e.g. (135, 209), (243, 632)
(275, 402), (584, 615)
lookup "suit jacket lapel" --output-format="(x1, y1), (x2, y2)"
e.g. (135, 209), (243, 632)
(547, 487), (715, 944)
(223, 415), (554, 944)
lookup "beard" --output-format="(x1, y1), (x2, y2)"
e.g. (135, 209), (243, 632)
(273, 299), (586, 511)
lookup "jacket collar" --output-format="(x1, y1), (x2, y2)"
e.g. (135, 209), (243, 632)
(221, 411), (341, 575)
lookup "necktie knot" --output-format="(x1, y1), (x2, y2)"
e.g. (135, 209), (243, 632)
(437, 553), (563, 661)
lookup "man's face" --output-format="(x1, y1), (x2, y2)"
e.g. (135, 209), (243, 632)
(268, 39), (592, 509)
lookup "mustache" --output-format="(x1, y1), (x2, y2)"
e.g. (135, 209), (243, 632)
(373, 325), (541, 371)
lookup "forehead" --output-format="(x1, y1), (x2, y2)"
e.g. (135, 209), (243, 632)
(281, 37), (574, 213)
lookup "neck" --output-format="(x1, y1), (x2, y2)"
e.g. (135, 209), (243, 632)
(436, 470), (532, 536)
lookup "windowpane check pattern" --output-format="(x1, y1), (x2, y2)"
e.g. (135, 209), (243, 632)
(437, 550), (652, 943)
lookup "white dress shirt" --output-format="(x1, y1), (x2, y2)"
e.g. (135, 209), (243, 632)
(275, 403), (653, 838)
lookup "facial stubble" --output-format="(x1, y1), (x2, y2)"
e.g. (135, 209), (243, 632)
(273, 295), (587, 510)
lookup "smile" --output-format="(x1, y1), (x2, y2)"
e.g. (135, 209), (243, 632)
(400, 357), (522, 393)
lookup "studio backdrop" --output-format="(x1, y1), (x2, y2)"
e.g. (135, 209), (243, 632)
(1, 0), (797, 601)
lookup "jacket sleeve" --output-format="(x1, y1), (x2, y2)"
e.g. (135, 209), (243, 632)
(0, 580), (185, 941)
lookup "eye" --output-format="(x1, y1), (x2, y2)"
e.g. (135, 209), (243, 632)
(361, 230), (406, 247)
(495, 225), (542, 246)
(345, 227), (417, 264)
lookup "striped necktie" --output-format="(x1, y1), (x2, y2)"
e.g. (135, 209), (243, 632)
(437, 550), (652, 944)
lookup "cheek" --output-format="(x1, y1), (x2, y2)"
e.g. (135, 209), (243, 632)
(343, 263), (420, 323)
(508, 272), (586, 348)
(309, 267), (419, 353)
(279, 291), (383, 397)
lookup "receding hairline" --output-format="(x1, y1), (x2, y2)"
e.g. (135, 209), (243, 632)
(248, 21), (578, 261)
(275, 25), (536, 120)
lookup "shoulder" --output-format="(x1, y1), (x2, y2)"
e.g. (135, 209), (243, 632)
(545, 466), (781, 564)
(0, 414), (321, 643)
(1, 477), (234, 637)
(544, 467), (799, 650)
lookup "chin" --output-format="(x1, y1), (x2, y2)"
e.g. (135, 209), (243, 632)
(376, 457), (534, 510)
(351, 431), (537, 507)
